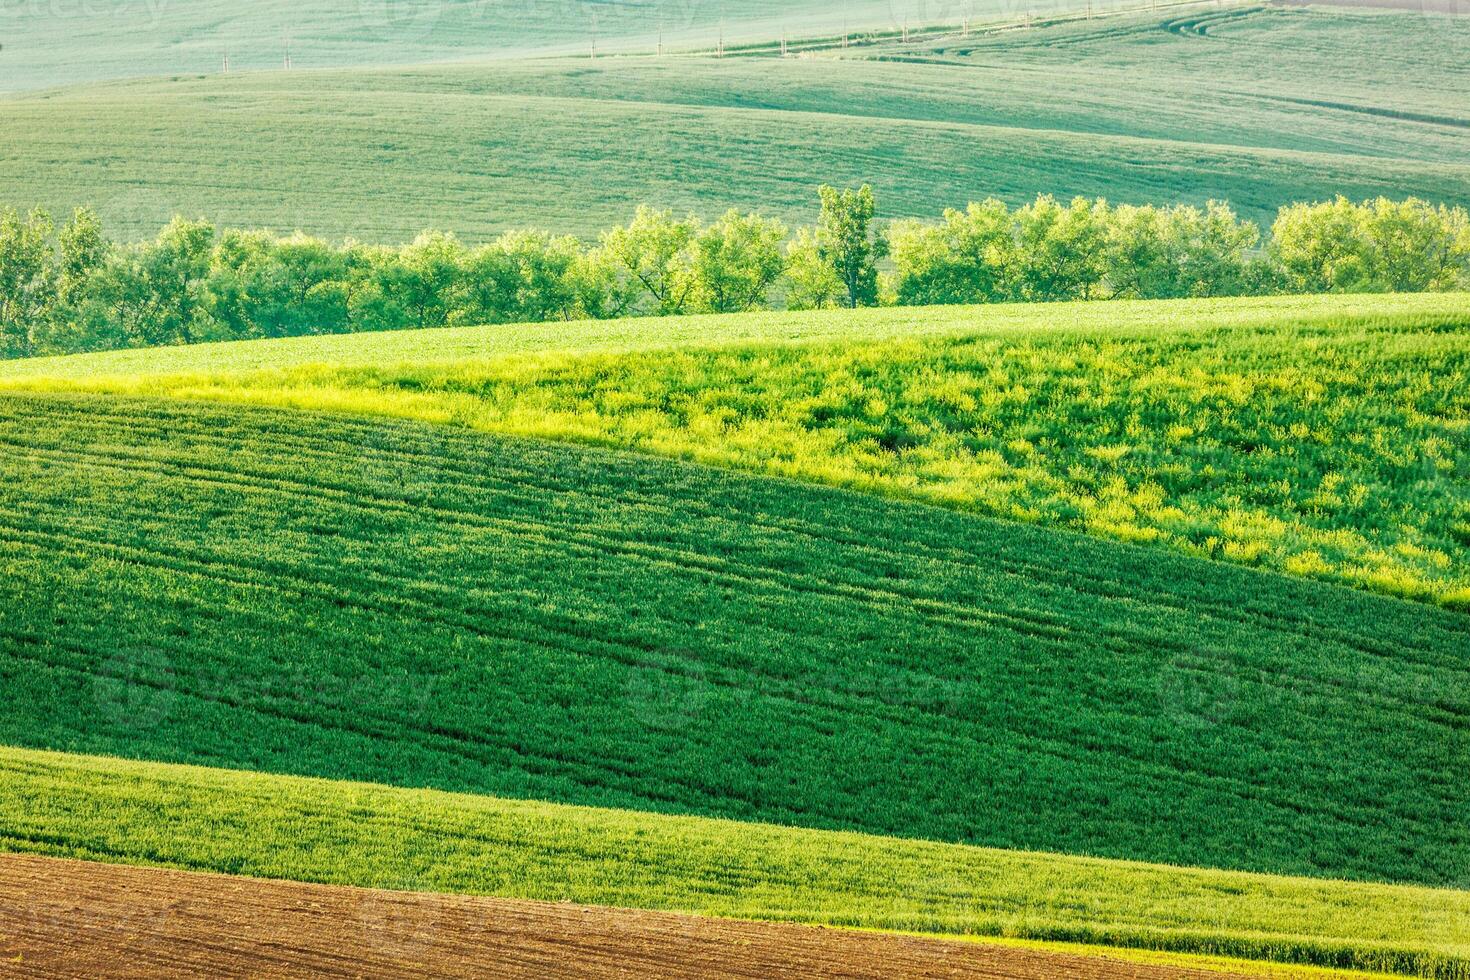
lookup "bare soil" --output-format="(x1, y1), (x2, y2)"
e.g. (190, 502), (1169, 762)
(0, 853), (1257, 979)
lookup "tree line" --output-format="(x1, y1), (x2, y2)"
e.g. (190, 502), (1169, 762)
(2, 187), (1467, 359)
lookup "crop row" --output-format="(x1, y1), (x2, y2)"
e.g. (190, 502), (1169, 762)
(2, 746), (1468, 978)
(8, 296), (1465, 606)
(1, 394), (1465, 887)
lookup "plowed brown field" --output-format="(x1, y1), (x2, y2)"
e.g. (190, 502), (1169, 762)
(0, 853), (1258, 979)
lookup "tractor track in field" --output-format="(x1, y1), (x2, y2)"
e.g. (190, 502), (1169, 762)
(0, 853), (1259, 979)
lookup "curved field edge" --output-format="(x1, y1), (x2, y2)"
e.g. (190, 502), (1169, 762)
(1, 293), (1459, 379)
(902, 933), (1403, 980)
(1, 747), (1465, 978)
(0, 856), (1403, 980)
(3, 4), (1468, 240)
(2, 394), (1466, 888)
(4, 293), (1467, 607)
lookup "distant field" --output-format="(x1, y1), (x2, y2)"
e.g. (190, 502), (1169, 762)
(7, 294), (1467, 607)
(0, 0), (919, 91)
(2, 393), (1466, 889)
(2, 5), (1466, 239)
(3, 747), (1468, 976)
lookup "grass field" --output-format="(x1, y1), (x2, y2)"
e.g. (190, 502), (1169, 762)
(4, 746), (1468, 976)
(0, 0), (922, 92)
(1, 392), (1466, 890)
(6, 294), (1467, 606)
(2, 5), (1466, 239)
(5, 0), (1469, 971)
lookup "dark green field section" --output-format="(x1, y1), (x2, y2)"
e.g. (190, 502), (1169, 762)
(0, 394), (1465, 886)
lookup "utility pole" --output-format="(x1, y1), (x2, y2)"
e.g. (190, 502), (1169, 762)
(221, 48), (230, 74)
(283, 36), (292, 70)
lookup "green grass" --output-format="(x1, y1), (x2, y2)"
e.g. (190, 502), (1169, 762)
(2, 6), (1466, 239)
(0, 0), (914, 92)
(6, 293), (1467, 606)
(3, 746), (1467, 977)
(1, 392), (1466, 890)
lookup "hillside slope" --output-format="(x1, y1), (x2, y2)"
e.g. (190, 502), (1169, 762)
(2, 394), (1466, 887)
(0, 0), (915, 91)
(2, 6), (1466, 238)
(9, 854), (1288, 980)
(7, 294), (1466, 606)
(5, 748), (1469, 975)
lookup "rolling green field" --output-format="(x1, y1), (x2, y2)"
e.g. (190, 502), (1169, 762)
(0, 0), (920, 91)
(1, 392), (1466, 891)
(6, 294), (1467, 607)
(2, 5), (1467, 239)
(4, 746), (1468, 976)
(5, 0), (1470, 968)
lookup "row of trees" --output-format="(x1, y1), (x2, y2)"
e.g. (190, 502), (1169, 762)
(3, 189), (1467, 359)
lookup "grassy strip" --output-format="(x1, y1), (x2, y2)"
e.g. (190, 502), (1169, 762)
(5, 294), (1466, 606)
(1, 746), (1466, 977)
(912, 933), (1403, 979)
(0, 0), (901, 90)
(0, 393), (1465, 887)
(3, 293), (1449, 380)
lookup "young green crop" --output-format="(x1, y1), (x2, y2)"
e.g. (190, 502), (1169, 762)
(2, 746), (1467, 977)
(7, 294), (1466, 607)
(1, 393), (1465, 892)
(1, 7), (1466, 241)
(0, 0), (907, 91)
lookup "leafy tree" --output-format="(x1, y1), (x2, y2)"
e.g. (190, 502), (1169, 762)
(74, 217), (218, 349)
(1263, 196), (1470, 293)
(568, 245), (642, 321)
(1010, 195), (1110, 302)
(814, 185), (882, 308)
(686, 210), (787, 314)
(601, 207), (700, 315)
(27, 208), (110, 355)
(1362, 197), (1469, 292)
(886, 199), (1014, 306)
(456, 239), (522, 325)
(208, 230), (351, 339)
(1105, 202), (1258, 299)
(1102, 204), (1172, 299)
(56, 207), (107, 306)
(1270, 197), (1377, 293)
(500, 230), (584, 322)
(458, 230), (585, 325)
(350, 231), (464, 331)
(0, 206), (56, 358)
(1172, 201), (1259, 298)
(784, 227), (844, 311)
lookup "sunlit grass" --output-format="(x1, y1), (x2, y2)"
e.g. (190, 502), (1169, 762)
(3, 746), (1467, 977)
(8, 293), (1466, 607)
